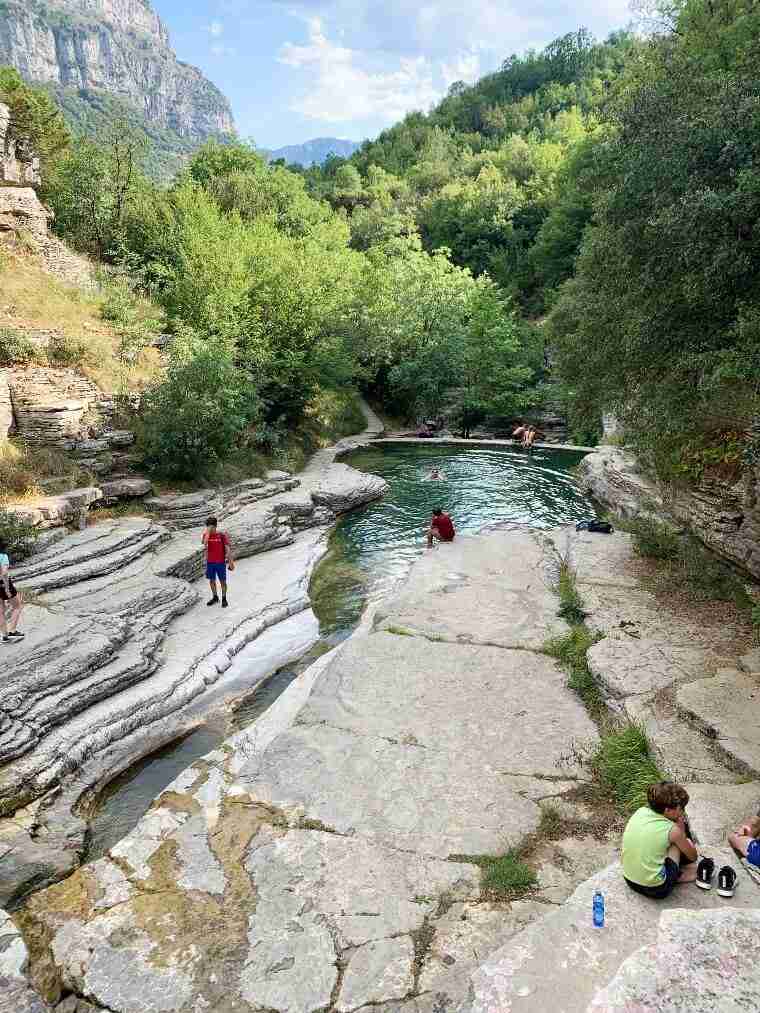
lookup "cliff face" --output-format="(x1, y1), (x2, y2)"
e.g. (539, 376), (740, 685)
(0, 0), (234, 141)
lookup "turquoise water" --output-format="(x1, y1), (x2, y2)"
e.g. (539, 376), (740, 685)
(84, 443), (592, 861)
(312, 442), (594, 639)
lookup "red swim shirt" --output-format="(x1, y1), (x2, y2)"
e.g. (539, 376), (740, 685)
(432, 514), (455, 540)
(204, 530), (229, 564)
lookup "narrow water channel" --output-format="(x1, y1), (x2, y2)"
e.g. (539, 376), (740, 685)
(85, 442), (594, 860)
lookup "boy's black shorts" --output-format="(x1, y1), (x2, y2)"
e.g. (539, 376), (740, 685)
(0, 579), (18, 602)
(625, 857), (680, 899)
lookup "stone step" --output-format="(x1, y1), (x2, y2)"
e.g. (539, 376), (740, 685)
(461, 849), (760, 1013)
(624, 692), (743, 786)
(676, 668), (760, 777)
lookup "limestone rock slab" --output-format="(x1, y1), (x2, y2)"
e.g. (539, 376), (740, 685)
(588, 636), (710, 698)
(244, 720), (539, 857)
(296, 630), (597, 779)
(99, 477), (151, 502)
(463, 850), (760, 1013)
(337, 937), (415, 1011)
(376, 529), (567, 650)
(677, 669), (760, 776)
(589, 908), (760, 1011)
(683, 781), (760, 846)
(311, 462), (389, 513)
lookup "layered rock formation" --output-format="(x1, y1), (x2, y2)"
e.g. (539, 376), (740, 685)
(0, 100), (94, 285)
(13, 523), (760, 1012)
(580, 444), (760, 580)
(0, 1), (234, 141)
(0, 409), (386, 907)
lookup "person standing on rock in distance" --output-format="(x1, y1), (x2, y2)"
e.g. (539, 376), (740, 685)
(202, 517), (235, 609)
(0, 538), (24, 644)
(427, 507), (455, 548)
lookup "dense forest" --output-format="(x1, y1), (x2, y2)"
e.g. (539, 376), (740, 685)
(2, 0), (758, 484)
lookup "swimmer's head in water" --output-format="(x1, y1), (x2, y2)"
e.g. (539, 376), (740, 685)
(432, 508), (443, 516)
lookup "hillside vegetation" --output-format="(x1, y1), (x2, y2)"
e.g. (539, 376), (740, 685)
(2, 0), (757, 488)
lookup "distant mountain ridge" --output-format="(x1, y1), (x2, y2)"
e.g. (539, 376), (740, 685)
(265, 137), (361, 167)
(0, 0), (236, 178)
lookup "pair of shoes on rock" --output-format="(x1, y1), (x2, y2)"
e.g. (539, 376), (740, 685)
(696, 857), (737, 897)
(2, 630), (24, 644)
(206, 596), (229, 608)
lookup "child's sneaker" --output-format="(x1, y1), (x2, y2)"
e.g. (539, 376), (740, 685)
(696, 857), (715, 890)
(717, 866), (737, 898)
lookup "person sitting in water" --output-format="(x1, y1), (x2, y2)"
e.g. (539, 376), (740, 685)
(427, 507), (455, 547)
(427, 467), (445, 480)
(416, 424), (433, 438)
(523, 426), (538, 449)
(511, 423), (528, 443)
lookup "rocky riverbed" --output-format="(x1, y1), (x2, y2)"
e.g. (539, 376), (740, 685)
(5, 518), (758, 1012)
(0, 406), (387, 910)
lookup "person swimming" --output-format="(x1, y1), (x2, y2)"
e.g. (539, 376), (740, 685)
(427, 468), (445, 480)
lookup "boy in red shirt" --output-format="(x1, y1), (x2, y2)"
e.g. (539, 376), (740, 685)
(202, 516), (234, 608)
(427, 507), (455, 548)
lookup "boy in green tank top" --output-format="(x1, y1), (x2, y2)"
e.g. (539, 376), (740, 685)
(622, 781), (699, 899)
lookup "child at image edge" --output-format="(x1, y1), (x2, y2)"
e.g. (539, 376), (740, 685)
(622, 781), (698, 898)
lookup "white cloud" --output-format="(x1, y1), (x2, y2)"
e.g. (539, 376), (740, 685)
(273, 0), (633, 130)
(279, 17), (442, 123)
(207, 19), (225, 37)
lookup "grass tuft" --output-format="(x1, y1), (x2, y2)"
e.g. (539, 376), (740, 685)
(624, 516), (682, 561)
(592, 723), (665, 814)
(450, 850), (537, 900)
(556, 562), (587, 624)
(544, 626), (604, 717)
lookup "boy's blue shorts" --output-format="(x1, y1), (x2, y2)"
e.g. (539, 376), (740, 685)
(206, 562), (227, 581)
(747, 839), (760, 868)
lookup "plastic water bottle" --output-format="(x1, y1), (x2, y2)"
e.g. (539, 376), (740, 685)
(593, 891), (605, 928)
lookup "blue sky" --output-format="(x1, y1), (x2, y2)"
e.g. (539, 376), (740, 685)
(155, 0), (633, 149)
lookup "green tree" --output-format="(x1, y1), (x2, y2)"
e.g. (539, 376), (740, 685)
(187, 139), (266, 188)
(44, 123), (152, 260)
(140, 333), (259, 480)
(550, 0), (760, 472)
(0, 67), (70, 172)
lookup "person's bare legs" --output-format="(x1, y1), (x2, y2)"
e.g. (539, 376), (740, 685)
(667, 843), (698, 882)
(0, 603), (7, 638)
(6, 592), (22, 634)
(728, 830), (752, 857)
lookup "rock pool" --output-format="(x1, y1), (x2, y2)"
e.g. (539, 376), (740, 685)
(85, 442), (593, 859)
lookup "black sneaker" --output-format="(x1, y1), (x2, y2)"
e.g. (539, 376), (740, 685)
(696, 857), (714, 890)
(7, 630), (24, 639)
(207, 596), (219, 607)
(221, 597), (229, 609)
(2, 635), (17, 645)
(717, 865), (737, 898)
